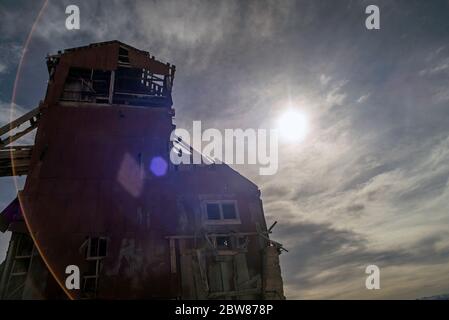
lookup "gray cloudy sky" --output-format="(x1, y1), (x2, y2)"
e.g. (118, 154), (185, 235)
(1, 0), (449, 299)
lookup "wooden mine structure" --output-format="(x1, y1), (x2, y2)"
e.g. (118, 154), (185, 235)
(0, 41), (284, 299)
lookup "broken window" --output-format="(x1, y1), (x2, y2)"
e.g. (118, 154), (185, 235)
(61, 67), (111, 104)
(2, 233), (34, 299)
(82, 274), (98, 298)
(215, 236), (232, 250)
(204, 201), (240, 224)
(81, 237), (107, 299)
(85, 237), (108, 259)
(210, 234), (248, 251)
(82, 260), (101, 298)
(112, 67), (170, 107)
(118, 46), (130, 65)
(61, 63), (172, 107)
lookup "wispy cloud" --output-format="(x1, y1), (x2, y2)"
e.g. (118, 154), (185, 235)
(357, 93), (371, 103)
(325, 80), (348, 107)
(320, 74), (332, 85)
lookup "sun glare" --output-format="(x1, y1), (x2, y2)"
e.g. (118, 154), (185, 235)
(277, 109), (309, 143)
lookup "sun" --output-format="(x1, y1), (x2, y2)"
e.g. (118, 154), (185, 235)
(277, 109), (309, 142)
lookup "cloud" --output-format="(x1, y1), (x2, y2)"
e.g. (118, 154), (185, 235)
(419, 59), (449, 76)
(356, 93), (371, 103)
(0, 43), (22, 76)
(325, 80), (348, 107)
(0, 102), (27, 125)
(320, 74), (331, 85)
(274, 220), (449, 299)
(346, 203), (365, 214)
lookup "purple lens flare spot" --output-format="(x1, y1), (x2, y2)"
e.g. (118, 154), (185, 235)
(150, 156), (168, 177)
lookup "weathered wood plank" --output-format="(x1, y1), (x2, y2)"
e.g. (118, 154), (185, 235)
(169, 238), (177, 274)
(0, 107), (40, 136)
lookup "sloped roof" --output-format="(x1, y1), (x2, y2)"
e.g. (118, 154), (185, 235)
(46, 40), (176, 77)
(48, 40), (173, 66)
(62, 40), (149, 56)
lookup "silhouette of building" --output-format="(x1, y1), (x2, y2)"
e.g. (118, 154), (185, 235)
(0, 41), (284, 299)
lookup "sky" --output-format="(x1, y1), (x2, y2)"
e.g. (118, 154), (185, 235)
(1, 0), (449, 299)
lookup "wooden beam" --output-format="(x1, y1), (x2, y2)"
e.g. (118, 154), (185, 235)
(0, 123), (37, 147)
(108, 70), (115, 104)
(165, 232), (267, 240)
(169, 238), (177, 274)
(0, 107), (40, 136)
(0, 146), (33, 177)
(207, 287), (261, 299)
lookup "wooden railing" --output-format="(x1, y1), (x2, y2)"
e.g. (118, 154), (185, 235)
(0, 146), (33, 177)
(0, 106), (40, 177)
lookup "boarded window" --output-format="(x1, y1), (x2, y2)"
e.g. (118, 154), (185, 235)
(61, 67), (111, 103)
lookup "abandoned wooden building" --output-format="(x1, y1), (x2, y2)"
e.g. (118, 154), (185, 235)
(0, 41), (285, 299)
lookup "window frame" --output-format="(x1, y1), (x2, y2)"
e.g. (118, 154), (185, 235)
(202, 200), (241, 225)
(85, 237), (108, 261)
